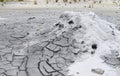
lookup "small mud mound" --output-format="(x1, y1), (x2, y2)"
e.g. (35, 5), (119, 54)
(26, 12), (120, 76)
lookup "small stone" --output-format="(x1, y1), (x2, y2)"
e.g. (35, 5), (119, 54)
(91, 68), (104, 75)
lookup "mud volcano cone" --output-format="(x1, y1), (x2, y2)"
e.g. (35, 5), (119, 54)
(37, 11), (120, 76)
(10, 12), (120, 76)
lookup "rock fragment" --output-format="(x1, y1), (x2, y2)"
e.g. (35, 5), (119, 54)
(91, 68), (104, 75)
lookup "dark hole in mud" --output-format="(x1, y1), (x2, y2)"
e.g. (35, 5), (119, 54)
(92, 44), (97, 50)
(112, 31), (115, 36)
(55, 22), (60, 26)
(68, 20), (74, 24)
(73, 52), (79, 55)
(59, 24), (64, 28)
(72, 27), (78, 30)
(70, 60), (75, 63)
(72, 25), (82, 31)
(91, 51), (95, 54)
(27, 33), (29, 35)
(79, 25), (82, 28)
(55, 23), (64, 28)
(81, 41), (84, 44)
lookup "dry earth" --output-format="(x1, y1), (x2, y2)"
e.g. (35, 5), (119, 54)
(0, 8), (120, 76)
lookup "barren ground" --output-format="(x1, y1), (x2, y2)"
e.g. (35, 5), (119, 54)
(0, 8), (120, 76)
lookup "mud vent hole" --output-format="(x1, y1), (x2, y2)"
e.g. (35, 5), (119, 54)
(68, 20), (74, 24)
(92, 44), (97, 50)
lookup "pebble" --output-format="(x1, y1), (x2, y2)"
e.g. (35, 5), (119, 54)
(91, 68), (104, 75)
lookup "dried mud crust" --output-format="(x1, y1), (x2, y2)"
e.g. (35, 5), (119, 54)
(0, 11), (120, 76)
(0, 13), (83, 76)
(0, 29), (80, 76)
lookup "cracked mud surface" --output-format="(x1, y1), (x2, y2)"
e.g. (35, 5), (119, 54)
(0, 9), (120, 76)
(0, 9), (77, 76)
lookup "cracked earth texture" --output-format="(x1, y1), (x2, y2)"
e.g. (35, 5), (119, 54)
(0, 9), (120, 76)
(0, 10), (83, 76)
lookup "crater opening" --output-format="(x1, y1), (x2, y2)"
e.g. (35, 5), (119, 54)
(68, 20), (74, 24)
(92, 44), (97, 50)
(79, 25), (82, 28)
(55, 23), (64, 28)
(81, 41), (84, 44)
